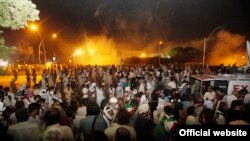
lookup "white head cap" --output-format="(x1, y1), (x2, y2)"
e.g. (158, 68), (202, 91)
(104, 106), (115, 120)
(109, 97), (118, 104)
(82, 88), (89, 94)
(138, 104), (149, 115)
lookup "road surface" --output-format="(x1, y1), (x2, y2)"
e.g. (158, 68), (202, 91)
(0, 75), (42, 89)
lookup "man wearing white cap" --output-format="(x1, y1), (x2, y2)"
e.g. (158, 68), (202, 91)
(109, 97), (118, 112)
(138, 103), (149, 116)
(124, 87), (132, 102)
(104, 108), (136, 141)
(39, 89), (47, 100)
(103, 105), (115, 127)
(134, 103), (154, 141)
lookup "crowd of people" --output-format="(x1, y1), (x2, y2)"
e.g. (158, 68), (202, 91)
(0, 63), (249, 141)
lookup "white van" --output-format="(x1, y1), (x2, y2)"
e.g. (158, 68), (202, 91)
(190, 74), (250, 96)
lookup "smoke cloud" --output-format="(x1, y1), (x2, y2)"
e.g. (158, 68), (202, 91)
(12, 0), (249, 64)
(207, 30), (246, 66)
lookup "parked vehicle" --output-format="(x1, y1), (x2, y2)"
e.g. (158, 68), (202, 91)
(190, 73), (250, 96)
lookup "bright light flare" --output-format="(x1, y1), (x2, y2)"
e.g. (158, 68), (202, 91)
(140, 53), (146, 58)
(77, 36), (120, 65)
(29, 24), (38, 31)
(0, 60), (8, 67)
(52, 57), (56, 61)
(52, 33), (57, 38)
(75, 49), (82, 55)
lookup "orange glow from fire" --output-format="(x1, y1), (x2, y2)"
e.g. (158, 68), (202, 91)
(87, 47), (96, 56)
(140, 53), (146, 58)
(207, 31), (247, 66)
(77, 36), (120, 65)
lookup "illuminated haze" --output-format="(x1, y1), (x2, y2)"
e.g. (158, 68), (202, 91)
(4, 0), (250, 65)
(207, 30), (247, 66)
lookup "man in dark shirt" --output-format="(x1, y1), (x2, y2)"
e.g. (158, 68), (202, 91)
(150, 89), (161, 119)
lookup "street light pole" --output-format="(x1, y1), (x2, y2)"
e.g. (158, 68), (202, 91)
(38, 42), (42, 64)
(159, 41), (163, 65)
(203, 26), (223, 67)
(29, 24), (57, 64)
(37, 32), (46, 64)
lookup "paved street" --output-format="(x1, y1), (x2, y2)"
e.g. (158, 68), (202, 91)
(0, 75), (42, 88)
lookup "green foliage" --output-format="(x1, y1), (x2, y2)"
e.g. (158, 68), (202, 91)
(168, 47), (181, 58)
(0, 0), (39, 59)
(0, 0), (39, 30)
(0, 32), (15, 59)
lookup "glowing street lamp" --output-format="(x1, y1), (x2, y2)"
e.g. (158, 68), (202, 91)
(52, 56), (56, 62)
(29, 24), (58, 64)
(29, 23), (46, 64)
(159, 41), (163, 65)
(75, 49), (82, 55)
(30, 24), (38, 31)
(52, 33), (57, 38)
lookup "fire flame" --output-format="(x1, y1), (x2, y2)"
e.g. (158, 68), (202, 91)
(76, 36), (120, 65)
(207, 31), (247, 66)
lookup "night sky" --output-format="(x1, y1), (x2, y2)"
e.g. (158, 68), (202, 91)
(34, 0), (250, 41)
(3, 0), (250, 62)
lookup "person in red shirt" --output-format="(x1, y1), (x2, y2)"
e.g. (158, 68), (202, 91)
(214, 87), (225, 106)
